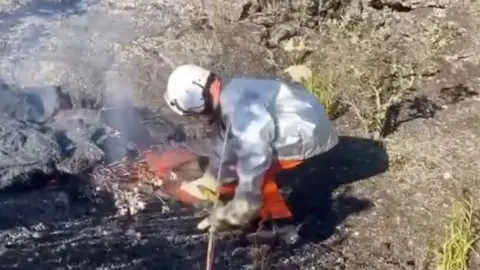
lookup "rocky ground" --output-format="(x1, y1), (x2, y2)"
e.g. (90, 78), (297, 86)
(0, 0), (479, 269)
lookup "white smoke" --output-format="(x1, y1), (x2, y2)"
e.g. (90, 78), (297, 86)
(0, 0), (182, 159)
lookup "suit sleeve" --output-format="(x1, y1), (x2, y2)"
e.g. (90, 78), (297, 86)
(229, 100), (275, 197)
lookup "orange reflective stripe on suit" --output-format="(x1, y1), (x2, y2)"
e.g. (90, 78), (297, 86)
(218, 159), (303, 221)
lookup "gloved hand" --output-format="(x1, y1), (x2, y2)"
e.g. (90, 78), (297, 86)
(197, 192), (262, 232)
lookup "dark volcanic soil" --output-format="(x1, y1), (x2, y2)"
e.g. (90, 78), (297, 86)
(1, 0), (480, 269)
(0, 135), (388, 270)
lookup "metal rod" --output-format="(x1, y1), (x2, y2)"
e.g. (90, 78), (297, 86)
(206, 119), (231, 270)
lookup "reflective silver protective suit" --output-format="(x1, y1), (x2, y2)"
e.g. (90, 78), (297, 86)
(208, 77), (339, 198)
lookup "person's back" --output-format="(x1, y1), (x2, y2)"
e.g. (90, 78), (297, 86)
(219, 76), (338, 161)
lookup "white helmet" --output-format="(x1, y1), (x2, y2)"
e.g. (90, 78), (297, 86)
(164, 64), (212, 116)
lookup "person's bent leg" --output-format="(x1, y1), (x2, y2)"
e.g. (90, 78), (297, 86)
(259, 173), (292, 220)
(216, 160), (303, 221)
(258, 160), (303, 221)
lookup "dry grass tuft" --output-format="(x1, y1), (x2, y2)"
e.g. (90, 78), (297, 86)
(349, 57), (416, 140)
(301, 71), (340, 119)
(436, 196), (479, 270)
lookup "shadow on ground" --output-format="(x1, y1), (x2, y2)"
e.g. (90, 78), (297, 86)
(279, 135), (389, 243)
(380, 83), (479, 137)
